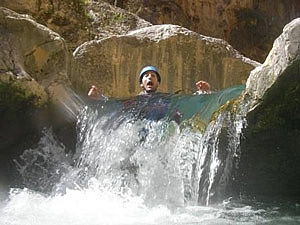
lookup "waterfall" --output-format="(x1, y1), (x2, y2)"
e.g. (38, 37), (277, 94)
(66, 87), (248, 206)
(12, 86), (248, 206)
(1, 87), (298, 225)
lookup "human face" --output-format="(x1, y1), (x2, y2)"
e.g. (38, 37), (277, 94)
(141, 71), (160, 93)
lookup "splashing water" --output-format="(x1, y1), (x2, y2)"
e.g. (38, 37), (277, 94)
(0, 87), (299, 225)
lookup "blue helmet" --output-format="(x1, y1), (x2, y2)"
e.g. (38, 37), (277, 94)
(139, 66), (161, 84)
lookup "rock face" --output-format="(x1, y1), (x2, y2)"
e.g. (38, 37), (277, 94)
(86, 1), (151, 40)
(104, 0), (300, 63)
(0, 0), (151, 50)
(0, 7), (71, 104)
(0, 7), (70, 87)
(0, 0), (90, 50)
(2, 0), (300, 63)
(235, 18), (300, 197)
(245, 18), (300, 102)
(72, 24), (258, 98)
(0, 7), (75, 189)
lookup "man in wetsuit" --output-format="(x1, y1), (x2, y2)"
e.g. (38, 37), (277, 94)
(88, 65), (161, 99)
(88, 65), (210, 98)
(138, 65), (161, 95)
(86, 66), (210, 185)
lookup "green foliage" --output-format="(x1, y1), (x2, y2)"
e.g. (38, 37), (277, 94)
(67, 0), (89, 14)
(0, 82), (40, 118)
(111, 13), (126, 24)
(37, 0), (92, 27)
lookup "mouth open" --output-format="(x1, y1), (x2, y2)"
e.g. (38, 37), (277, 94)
(147, 81), (153, 86)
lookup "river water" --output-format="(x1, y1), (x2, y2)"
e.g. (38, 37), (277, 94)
(0, 87), (299, 225)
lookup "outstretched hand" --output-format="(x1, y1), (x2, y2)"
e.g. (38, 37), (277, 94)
(195, 80), (211, 93)
(87, 85), (103, 100)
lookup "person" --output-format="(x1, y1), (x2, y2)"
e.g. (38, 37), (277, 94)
(87, 65), (161, 100)
(88, 65), (210, 99)
(138, 65), (161, 95)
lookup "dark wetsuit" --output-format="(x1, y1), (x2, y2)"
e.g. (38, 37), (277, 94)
(122, 91), (181, 123)
(90, 90), (181, 125)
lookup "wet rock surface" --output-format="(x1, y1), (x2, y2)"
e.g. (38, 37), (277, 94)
(235, 18), (300, 198)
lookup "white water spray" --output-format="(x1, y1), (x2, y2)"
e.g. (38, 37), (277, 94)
(0, 91), (298, 225)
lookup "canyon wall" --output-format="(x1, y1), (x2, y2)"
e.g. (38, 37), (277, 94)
(104, 0), (300, 62)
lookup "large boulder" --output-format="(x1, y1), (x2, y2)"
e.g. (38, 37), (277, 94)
(0, 7), (70, 89)
(72, 24), (259, 98)
(198, 17), (300, 202)
(235, 18), (300, 198)
(0, 0), (151, 50)
(0, 0), (90, 51)
(0, 7), (75, 190)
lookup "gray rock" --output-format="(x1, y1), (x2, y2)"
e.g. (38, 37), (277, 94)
(235, 18), (300, 198)
(0, 8), (76, 188)
(72, 24), (259, 98)
(0, 7), (71, 104)
(87, 0), (151, 40)
(245, 18), (300, 107)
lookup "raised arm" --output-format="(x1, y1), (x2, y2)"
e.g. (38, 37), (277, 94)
(87, 85), (105, 100)
(195, 80), (211, 94)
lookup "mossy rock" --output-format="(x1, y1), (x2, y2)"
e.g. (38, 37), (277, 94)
(235, 60), (300, 198)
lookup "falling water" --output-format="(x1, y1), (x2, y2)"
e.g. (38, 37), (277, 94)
(0, 87), (299, 225)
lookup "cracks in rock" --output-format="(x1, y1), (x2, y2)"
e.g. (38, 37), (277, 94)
(24, 39), (56, 58)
